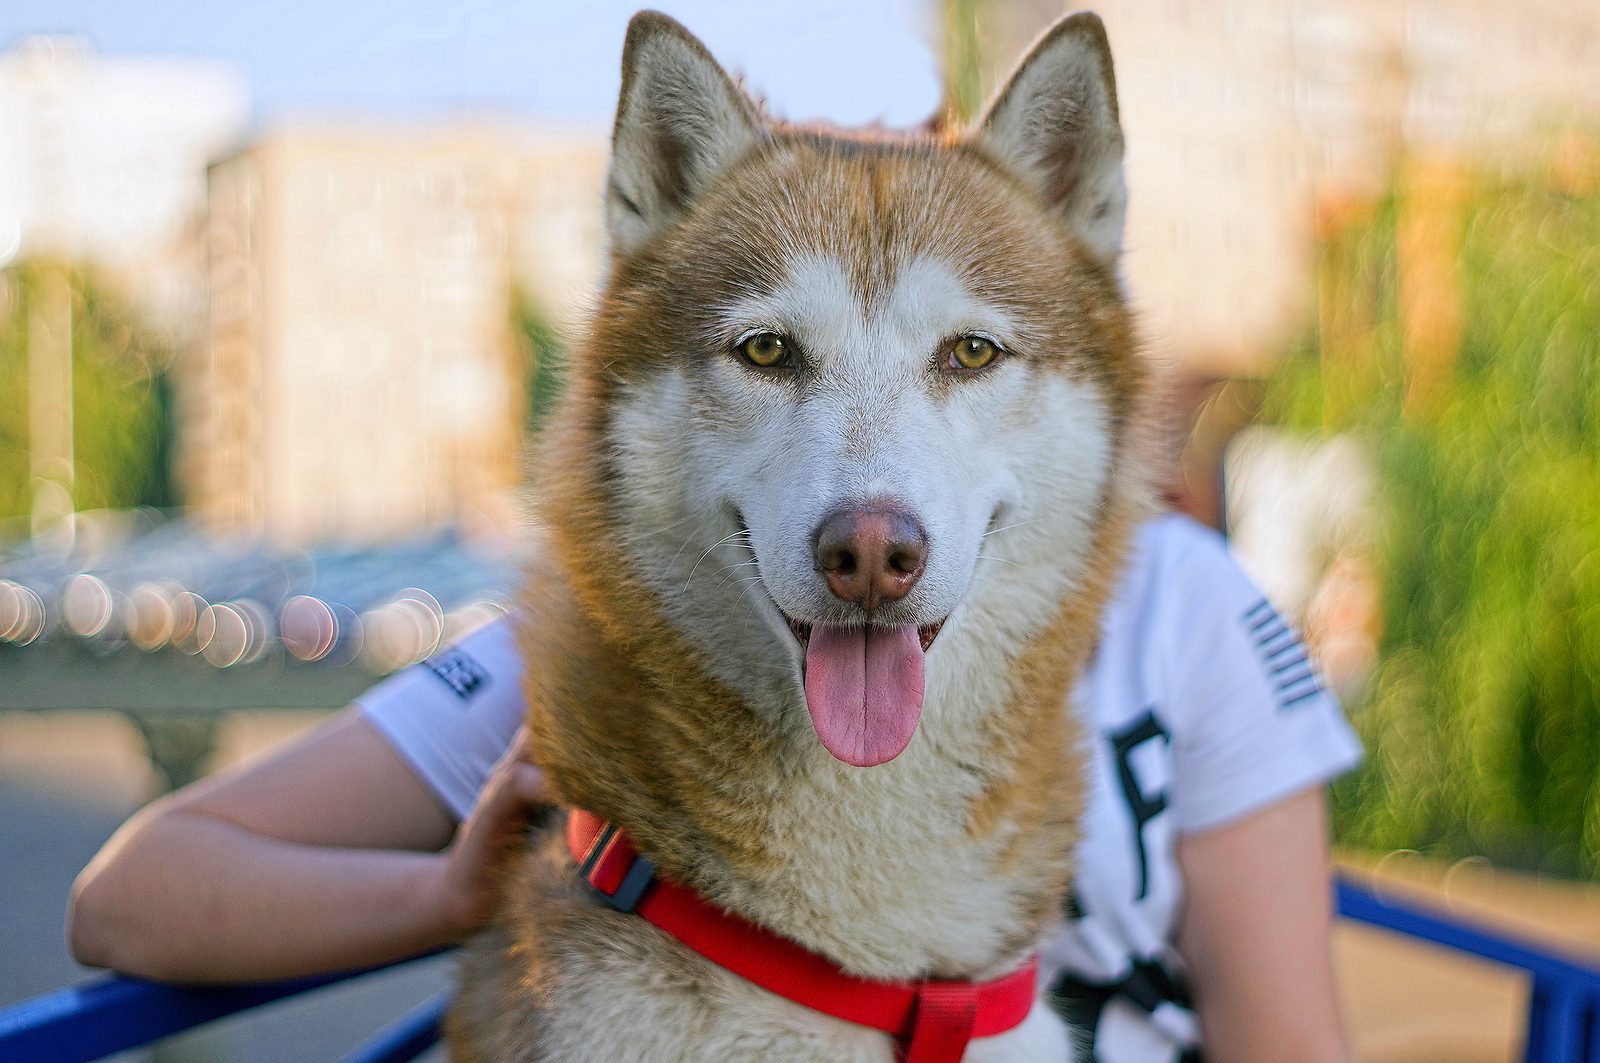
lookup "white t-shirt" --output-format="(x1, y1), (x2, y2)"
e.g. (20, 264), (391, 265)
(358, 514), (1361, 1063)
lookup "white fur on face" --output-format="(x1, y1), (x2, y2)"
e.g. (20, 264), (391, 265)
(607, 251), (1113, 732)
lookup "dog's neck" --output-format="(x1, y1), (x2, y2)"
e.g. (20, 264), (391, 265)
(521, 427), (1141, 980)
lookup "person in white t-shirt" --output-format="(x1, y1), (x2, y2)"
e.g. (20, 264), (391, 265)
(68, 514), (1360, 1063)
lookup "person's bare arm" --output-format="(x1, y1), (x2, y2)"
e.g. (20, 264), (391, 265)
(1176, 786), (1352, 1063)
(68, 708), (546, 984)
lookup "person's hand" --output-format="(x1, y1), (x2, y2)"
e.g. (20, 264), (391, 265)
(433, 727), (552, 937)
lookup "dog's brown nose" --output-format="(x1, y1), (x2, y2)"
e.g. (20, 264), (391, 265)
(813, 507), (928, 611)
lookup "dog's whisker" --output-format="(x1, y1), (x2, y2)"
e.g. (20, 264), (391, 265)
(712, 560), (762, 580)
(736, 578), (771, 626)
(711, 564), (765, 592)
(641, 513), (703, 539)
(683, 529), (757, 591)
(982, 518), (1042, 538)
(667, 520), (716, 569)
(975, 553), (1024, 568)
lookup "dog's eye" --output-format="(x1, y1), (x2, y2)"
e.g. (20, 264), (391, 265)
(947, 336), (1001, 371)
(736, 332), (790, 369)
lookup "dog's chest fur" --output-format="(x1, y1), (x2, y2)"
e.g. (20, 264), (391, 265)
(504, 506), (1110, 975)
(453, 831), (1075, 1063)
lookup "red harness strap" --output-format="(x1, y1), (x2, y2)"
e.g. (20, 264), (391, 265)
(567, 809), (1039, 1063)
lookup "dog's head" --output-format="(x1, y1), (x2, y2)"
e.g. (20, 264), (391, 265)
(551, 10), (1141, 770)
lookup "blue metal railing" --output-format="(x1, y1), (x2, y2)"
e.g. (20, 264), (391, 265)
(0, 953), (449, 1063)
(1334, 875), (1600, 1063)
(336, 991), (450, 1063)
(4, 874), (1599, 1062)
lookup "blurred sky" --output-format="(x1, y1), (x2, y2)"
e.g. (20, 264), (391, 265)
(6, 0), (946, 128)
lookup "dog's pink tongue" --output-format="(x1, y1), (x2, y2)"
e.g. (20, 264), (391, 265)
(803, 623), (924, 767)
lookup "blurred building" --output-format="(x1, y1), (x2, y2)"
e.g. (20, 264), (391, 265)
(978, 0), (1600, 375)
(188, 123), (605, 545)
(13, 4), (1600, 550)
(0, 35), (248, 331)
(0, 36), (248, 537)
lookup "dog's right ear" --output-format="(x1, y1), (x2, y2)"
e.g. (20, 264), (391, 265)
(971, 12), (1126, 267)
(606, 11), (760, 258)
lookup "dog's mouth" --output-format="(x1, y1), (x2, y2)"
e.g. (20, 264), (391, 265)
(780, 613), (947, 769)
(785, 616), (945, 653)
(732, 510), (950, 769)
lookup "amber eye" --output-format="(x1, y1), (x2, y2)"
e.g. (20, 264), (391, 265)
(737, 332), (790, 368)
(948, 336), (1001, 371)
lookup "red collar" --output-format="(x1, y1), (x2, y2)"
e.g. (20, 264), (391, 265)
(567, 809), (1039, 1063)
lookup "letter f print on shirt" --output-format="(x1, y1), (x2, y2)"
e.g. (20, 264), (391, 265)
(1109, 709), (1170, 901)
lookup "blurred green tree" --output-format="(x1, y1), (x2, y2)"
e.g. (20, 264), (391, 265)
(1266, 145), (1600, 876)
(0, 263), (173, 525)
(511, 285), (566, 438)
(942, 0), (984, 125)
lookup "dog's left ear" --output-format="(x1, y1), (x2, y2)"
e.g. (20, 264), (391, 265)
(606, 11), (760, 258)
(972, 12), (1126, 266)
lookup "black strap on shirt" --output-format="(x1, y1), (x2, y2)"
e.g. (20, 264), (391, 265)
(1047, 960), (1202, 1063)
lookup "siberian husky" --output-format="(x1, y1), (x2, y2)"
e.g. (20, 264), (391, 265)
(450, 9), (1150, 1061)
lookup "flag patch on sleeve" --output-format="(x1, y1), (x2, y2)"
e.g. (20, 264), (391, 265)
(425, 648), (489, 701)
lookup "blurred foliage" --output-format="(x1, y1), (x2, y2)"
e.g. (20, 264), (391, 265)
(942, 0), (984, 125)
(1264, 145), (1600, 876)
(511, 285), (566, 438)
(0, 263), (173, 522)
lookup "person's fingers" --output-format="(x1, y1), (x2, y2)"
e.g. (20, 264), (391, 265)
(469, 765), (547, 842)
(509, 763), (550, 807)
(483, 726), (533, 778)
(453, 730), (545, 859)
(471, 729), (537, 804)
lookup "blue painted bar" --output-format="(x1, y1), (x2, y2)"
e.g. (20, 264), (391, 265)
(337, 991), (449, 1063)
(1335, 876), (1600, 990)
(1587, 994), (1600, 1063)
(0, 952), (443, 1063)
(1542, 982), (1582, 1063)
(1526, 980), (1551, 1063)
(1334, 874), (1600, 1063)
